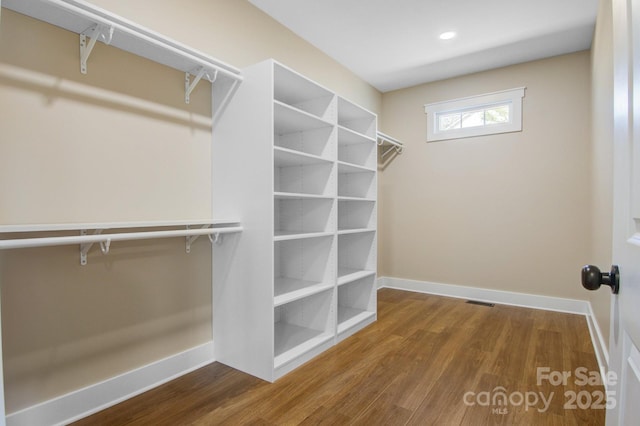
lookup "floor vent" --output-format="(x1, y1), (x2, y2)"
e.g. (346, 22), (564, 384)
(466, 300), (495, 307)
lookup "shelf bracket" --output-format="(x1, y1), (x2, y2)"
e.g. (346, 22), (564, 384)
(381, 144), (403, 158)
(80, 23), (114, 75)
(79, 229), (104, 265)
(185, 68), (218, 104)
(208, 232), (223, 245)
(185, 225), (211, 253)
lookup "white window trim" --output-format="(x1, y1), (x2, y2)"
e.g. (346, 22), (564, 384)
(424, 87), (526, 142)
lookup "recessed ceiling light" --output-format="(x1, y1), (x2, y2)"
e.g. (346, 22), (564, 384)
(439, 31), (457, 40)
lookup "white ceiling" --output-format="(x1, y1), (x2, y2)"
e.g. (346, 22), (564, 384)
(248, 0), (599, 92)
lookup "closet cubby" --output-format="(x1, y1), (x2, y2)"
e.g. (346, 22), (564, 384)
(275, 124), (335, 159)
(337, 274), (376, 339)
(274, 236), (335, 306)
(274, 148), (335, 196)
(213, 59), (376, 382)
(274, 64), (336, 122)
(338, 199), (376, 231)
(338, 127), (376, 169)
(275, 197), (335, 239)
(338, 97), (377, 138)
(274, 289), (335, 370)
(338, 163), (376, 199)
(338, 231), (376, 285)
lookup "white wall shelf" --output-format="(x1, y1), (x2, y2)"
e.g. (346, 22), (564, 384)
(337, 269), (376, 286)
(337, 161), (376, 173)
(2, 0), (243, 121)
(274, 278), (334, 307)
(274, 147), (333, 167)
(274, 192), (334, 201)
(274, 231), (335, 242)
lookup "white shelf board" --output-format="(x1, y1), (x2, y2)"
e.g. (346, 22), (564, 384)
(337, 196), (376, 202)
(0, 219), (240, 233)
(338, 125), (376, 145)
(274, 192), (334, 200)
(338, 161), (376, 174)
(274, 231), (334, 242)
(274, 101), (333, 135)
(337, 307), (375, 335)
(337, 228), (376, 236)
(274, 323), (334, 368)
(274, 146), (333, 168)
(274, 278), (334, 307)
(337, 268), (376, 286)
(2, 0), (239, 76)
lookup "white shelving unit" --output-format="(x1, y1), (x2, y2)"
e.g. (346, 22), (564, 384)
(212, 60), (377, 381)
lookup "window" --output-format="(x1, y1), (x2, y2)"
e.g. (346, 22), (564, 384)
(424, 87), (525, 142)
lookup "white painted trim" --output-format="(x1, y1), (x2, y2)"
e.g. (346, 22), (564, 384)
(378, 276), (588, 314)
(6, 342), (215, 426)
(377, 276), (608, 375)
(424, 87), (525, 142)
(586, 302), (610, 377)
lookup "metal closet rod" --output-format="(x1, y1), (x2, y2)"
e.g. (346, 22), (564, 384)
(0, 226), (243, 250)
(377, 131), (403, 148)
(377, 131), (404, 157)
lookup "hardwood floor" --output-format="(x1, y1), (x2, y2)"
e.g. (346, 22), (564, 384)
(73, 289), (605, 425)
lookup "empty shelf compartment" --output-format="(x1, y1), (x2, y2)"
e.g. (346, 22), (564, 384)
(275, 194), (335, 237)
(275, 123), (335, 159)
(338, 232), (376, 285)
(338, 166), (376, 199)
(338, 97), (376, 138)
(338, 127), (376, 169)
(274, 101), (334, 136)
(337, 274), (376, 335)
(275, 155), (335, 197)
(274, 63), (336, 122)
(275, 236), (335, 302)
(338, 199), (376, 231)
(274, 289), (335, 368)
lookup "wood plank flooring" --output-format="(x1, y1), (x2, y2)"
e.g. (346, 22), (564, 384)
(73, 289), (605, 425)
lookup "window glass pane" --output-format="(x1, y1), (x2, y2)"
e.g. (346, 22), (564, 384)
(485, 104), (510, 125)
(438, 112), (461, 130)
(461, 110), (484, 128)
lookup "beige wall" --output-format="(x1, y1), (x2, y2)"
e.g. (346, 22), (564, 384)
(589, 0), (614, 352)
(0, 0), (380, 412)
(379, 51), (592, 300)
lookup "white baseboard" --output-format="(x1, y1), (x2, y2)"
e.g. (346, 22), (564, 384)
(378, 276), (609, 372)
(6, 342), (215, 426)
